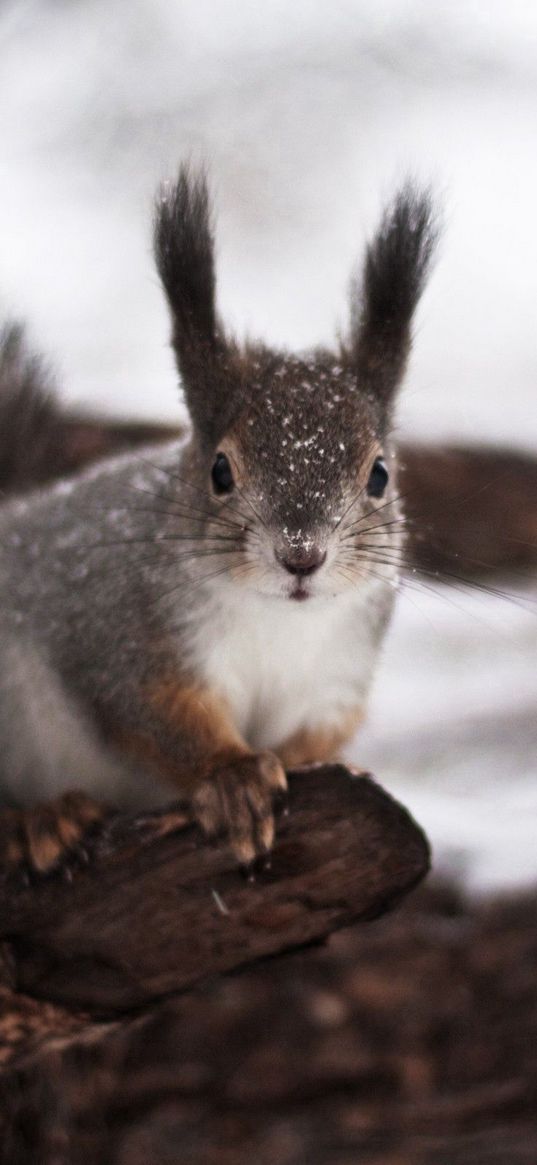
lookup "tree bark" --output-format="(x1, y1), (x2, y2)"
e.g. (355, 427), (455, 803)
(0, 766), (429, 1016)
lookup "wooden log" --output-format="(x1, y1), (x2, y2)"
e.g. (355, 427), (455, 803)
(0, 766), (429, 1015)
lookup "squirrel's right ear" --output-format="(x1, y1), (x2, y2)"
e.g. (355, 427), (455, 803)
(350, 184), (438, 411)
(154, 166), (229, 444)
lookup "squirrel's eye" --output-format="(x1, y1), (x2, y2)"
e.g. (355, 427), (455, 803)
(211, 452), (235, 495)
(367, 457), (389, 499)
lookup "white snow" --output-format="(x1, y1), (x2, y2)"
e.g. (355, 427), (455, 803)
(346, 583), (537, 894)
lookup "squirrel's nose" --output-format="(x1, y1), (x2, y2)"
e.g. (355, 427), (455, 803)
(277, 546), (327, 577)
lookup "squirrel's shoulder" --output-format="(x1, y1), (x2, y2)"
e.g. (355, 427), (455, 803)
(0, 436), (189, 527)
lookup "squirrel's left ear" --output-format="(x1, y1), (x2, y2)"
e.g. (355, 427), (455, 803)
(350, 184), (438, 409)
(154, 166), (236, 445)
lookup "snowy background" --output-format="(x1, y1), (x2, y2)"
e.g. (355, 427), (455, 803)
(1, 0), (536, 892)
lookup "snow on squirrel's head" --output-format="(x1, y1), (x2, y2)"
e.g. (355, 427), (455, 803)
(154, 166), (437, 602)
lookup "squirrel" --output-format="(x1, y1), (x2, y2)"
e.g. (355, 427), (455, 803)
(0, 166), (436, 877)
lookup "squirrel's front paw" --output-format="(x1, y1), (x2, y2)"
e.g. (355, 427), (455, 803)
(0, 792), (111, 884)
(192, 751), (287, 865)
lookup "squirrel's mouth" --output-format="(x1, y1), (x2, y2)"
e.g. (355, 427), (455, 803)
(289, 584), (311, 602)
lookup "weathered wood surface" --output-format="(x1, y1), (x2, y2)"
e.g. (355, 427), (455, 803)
(2, 884), (536, 1165)
(0, 767), (429, 1014)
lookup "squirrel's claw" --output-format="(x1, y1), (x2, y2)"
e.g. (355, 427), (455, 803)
(192, 751), (287, 866)
(0, 792), (111, 885)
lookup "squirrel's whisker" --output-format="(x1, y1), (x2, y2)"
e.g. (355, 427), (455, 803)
(78, 536), (242, 553)
(332, 482), (368, 532)
(113, 512), (245, 541)
(340, 490), (410, 536)
(127, 483), (248, 531)
(231, 479), (270, 535)
(154, 560), (240, 604)
(137, 460), (254, 527)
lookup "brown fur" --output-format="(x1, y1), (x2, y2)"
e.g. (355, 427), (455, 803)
(143, 682), (288, 862)
(106, 682), (286, 863)
(277, 707), (365, 768)
(146, 682), (249, 778)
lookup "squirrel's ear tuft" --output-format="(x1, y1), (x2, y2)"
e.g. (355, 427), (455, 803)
(154, 165), (217, 350)
(154, 166), (231, 443)
(350, 184), (438, 408)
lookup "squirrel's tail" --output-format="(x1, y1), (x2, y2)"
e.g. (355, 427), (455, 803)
(0, 322), (180, 500)
(0, 322), (65, 497)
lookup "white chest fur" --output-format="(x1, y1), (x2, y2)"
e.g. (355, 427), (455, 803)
(184, 578), (392, 750)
